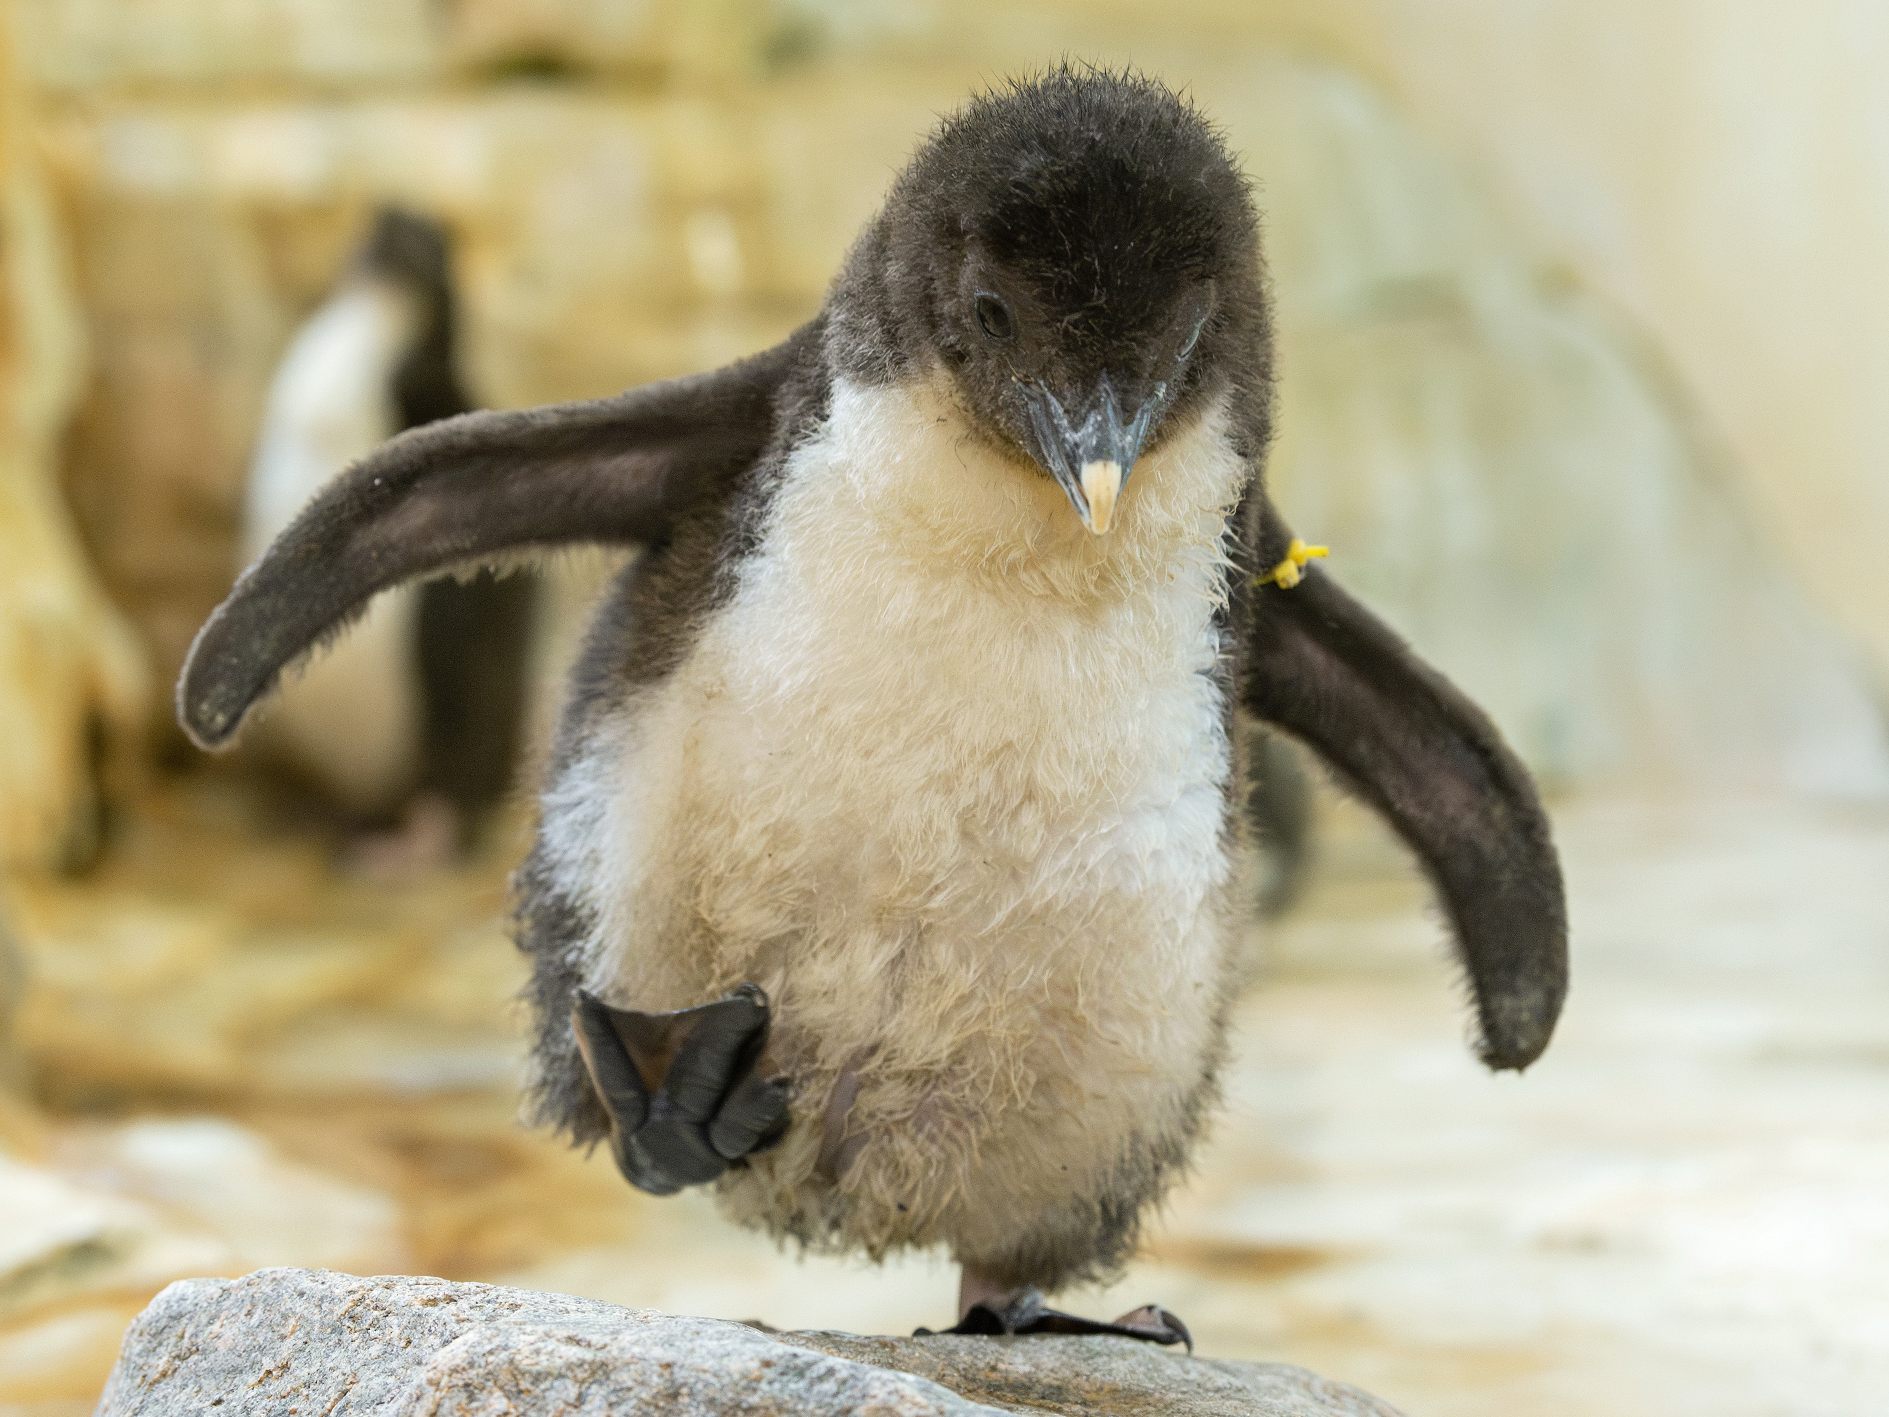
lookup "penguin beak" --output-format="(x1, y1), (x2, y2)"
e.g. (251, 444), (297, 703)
(1018, 377), (1159, 535)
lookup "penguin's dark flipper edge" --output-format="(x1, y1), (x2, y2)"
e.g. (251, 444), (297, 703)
(922, 1289), (1193, 1351)
(571, 984), (789, 1196)
(1244, 496), (1570, 1074)
(178, 324), (817, 753)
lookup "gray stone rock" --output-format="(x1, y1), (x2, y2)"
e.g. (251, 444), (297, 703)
(94, 1268), (1404, 1416)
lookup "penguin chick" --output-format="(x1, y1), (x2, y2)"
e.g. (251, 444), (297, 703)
(177, 69), (1567, 1339)
(238, 207), (534, 861)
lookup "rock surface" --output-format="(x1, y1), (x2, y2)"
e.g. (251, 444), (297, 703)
(95, 1268), (1404, 1416)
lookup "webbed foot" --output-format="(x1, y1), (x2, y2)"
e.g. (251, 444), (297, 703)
(920, 1288), (1193, 1351)
(572, 984), (789, 1196)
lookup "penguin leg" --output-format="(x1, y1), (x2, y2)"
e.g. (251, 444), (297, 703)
(917, 1270), (1192, 1351)
(340, 793), (461, 880)
(571, 985), (790, 1196)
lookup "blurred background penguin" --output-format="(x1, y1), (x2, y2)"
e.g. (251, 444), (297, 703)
(234, 208), (537, 871)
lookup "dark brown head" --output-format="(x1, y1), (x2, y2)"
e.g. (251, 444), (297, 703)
(355, 205), (453, 305)
(352, 205), (468, 429)
(833, 66), (1271, 533)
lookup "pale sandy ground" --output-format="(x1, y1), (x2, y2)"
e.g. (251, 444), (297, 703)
(3, 790), (1885, 1415)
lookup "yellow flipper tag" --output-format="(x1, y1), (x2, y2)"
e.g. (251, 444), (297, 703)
(1255, 537), (1330, 589)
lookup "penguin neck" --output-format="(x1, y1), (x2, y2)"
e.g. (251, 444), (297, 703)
(785, 373), (1249, 609)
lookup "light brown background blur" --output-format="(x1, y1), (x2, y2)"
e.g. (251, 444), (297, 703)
(10, 0), (1889, 860)
(41, 0), (1889, 666)
(3, 4), (1887, 1416)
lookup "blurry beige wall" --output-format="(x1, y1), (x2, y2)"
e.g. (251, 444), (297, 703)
(1258, 0), (1889, 677)
(0, 13), (147, 869)
(6, 0), (1886, 796)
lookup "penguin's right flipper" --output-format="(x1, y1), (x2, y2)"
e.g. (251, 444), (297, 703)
(178, 324), (819, 752)
(571, 984), (789, 1196)
(1244, 497), (1568, 1074)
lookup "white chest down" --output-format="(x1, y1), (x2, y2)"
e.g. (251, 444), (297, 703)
(560, 377), (1254, 1255)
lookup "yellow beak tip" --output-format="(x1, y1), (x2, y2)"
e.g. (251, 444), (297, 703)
(1079, 459), (1123, 536)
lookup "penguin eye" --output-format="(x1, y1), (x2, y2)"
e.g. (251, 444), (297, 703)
(1178, 315), (1206, 360)
(973, 293), (1015, 341)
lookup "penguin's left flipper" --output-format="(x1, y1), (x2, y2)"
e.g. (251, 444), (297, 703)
(924, 1291), (1192, 1351)
(571, 984), (789, 1196)
(177, 324), (818, 754)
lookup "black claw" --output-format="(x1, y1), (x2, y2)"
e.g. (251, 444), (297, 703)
(571, 984), (788, 1196)
(631, 1108), (730, 1188)
(664, 990), (769, 1120)
(922, 1289), (1193, 1352)
(1110, 1304), (1193, 1352)
(572, 990), (651, 1132)
(708, 1072), (792, 1160)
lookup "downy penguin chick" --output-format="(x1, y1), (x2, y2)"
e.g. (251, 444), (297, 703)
(239, 207), (534, 862)
(179, 70), (1568, 1340)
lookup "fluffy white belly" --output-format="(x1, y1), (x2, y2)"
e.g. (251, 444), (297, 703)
(642, 523), (1236, 1021)
(569, 378), (1252, 1237)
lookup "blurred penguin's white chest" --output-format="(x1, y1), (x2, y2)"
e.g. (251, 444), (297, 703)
(243, 284), (424, 812)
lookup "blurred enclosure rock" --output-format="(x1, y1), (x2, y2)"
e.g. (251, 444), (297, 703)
(7, 0), (1883, 794)
(0, 1120), (397, 1316)
(0, 19), (149, 872)
(0, 908), (23, 1059)
(1212, 61), (1889, 796)
(95, 1268), (1405, 1417)
(0, 1116), (402, 1410)
(5, 790), (527, 1102)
